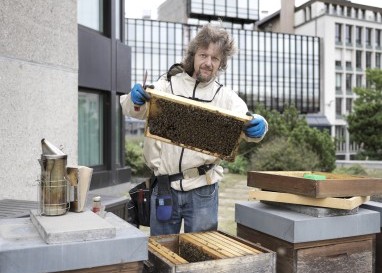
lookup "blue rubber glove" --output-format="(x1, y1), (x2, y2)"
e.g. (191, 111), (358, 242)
(131, 83), (150, 105)
(244, 113), (267, 138)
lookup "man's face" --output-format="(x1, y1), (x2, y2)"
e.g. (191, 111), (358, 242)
(192, 43), (222, 82)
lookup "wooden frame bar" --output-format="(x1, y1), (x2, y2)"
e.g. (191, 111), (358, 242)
(247, 171), (382, 198)
(249, 190), (370, 210)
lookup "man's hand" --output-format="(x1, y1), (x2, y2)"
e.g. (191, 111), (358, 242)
(244, 113), (267, 138)
(131, 83), (150, 105)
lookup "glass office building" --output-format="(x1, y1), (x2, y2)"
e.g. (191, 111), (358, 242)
(188, 0), (259, 23)
(125, 18), (321, 113)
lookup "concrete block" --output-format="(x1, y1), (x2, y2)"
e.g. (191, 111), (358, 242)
(235, 201), (380, 243)
(30, 210), (116, 244)
(262, 201), (359, 217)
(361, 201), (382, 226)
(0, 212), (148, 273)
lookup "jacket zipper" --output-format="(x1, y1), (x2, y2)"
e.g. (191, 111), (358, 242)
(179, 80), (200, 191)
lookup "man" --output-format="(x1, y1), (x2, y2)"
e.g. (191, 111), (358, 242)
(120, 23), (267, 235)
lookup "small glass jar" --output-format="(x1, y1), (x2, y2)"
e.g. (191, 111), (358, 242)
(92, 196), (102, 214)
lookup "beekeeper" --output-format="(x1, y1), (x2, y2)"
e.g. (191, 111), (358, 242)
(120, 22), (268, 236)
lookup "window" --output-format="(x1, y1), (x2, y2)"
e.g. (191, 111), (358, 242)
(345, 25), (352, 44)
(335, 23), (342, 43)
(346, 61), (352, 70)
(346, 74), (352, 93)
(346, 98), (352, 114)
(376, 53), (381, 68)
(366, 52), (372, 68)
(354, 8), (359, 19)
(335, 60), (342, 69)
(356, 26), (362, 46)
(336, 73), (342, 93)
(346, 7), (352, 17)
(78, 91), (104, 166)
(366, 28), (372, 47)
(115, 96), (122, 166)
(356, 75), (363, 87)
(336, 98), (342, 117)
(356, 50), (362, 69)
(115, 0), (120, 39)
(376, 29), (381, 47)
(77, 0), (104, 32)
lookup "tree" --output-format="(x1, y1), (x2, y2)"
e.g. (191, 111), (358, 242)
(235, 104), (336, 172)
(347, 69), (382, 160)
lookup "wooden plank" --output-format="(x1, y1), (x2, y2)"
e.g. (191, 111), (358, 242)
(247, 171), (382, 198)
(149, 238), (189, 265)
(377, 229), (382, 273)
(207, 231), (262, 255)
(146, 88), (252, 121)
(296, 238), (374, 273)
(249, 190), (370, 210)
(180, 233), (231, 258)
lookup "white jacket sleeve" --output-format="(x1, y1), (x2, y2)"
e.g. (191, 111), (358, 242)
(120, 93), (148, 120)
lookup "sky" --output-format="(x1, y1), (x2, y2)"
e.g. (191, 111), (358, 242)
(125, 0), (382, 20)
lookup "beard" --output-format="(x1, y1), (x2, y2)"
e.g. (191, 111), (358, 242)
(195, 66), (216, 82)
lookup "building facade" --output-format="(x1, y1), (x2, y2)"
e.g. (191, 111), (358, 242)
(77, 0), (132, 188)
(125, 18), (321, 115)
(257, 0), (382, 159)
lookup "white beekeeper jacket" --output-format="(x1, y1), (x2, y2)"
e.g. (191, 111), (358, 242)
(120, 66), (267, 191)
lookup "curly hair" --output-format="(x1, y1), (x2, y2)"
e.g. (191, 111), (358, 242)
(182, 23), (237, 76)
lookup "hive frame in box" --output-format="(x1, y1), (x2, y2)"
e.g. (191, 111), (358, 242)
(147, 230), (276, 273)
(144, 88), (252, 161)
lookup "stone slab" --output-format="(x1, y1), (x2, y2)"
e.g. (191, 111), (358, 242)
(361, 201), (382, 226)
(235, 201), (380, 243)
(0, 212), (148, 273)
(30, 210), (116, 244)
(262, 201), (359, 217)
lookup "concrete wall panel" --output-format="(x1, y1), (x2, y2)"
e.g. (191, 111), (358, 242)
(0, 0), (78, 200)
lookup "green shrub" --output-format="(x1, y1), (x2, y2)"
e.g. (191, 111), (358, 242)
(124, 140), (151, 176)
(220, 155), (249, 174)
(333, 164), (368, 176)
(250, 137), (320, 171)
(290, 126), (336, 172)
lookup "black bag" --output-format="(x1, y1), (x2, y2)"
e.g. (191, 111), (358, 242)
(127, 177), (157, 227)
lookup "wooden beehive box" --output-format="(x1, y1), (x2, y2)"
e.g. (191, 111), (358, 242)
(145, 88), (252, 162)
(248, 171), (382, 198)
(147, 231), (276, 273)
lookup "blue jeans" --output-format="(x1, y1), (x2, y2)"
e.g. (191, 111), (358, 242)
(150, 182), (218, 236)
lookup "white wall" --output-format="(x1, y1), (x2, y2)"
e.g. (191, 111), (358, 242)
(0, 0), (78, 200)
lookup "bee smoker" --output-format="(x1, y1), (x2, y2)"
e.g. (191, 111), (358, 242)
(39, 139), (93, 215)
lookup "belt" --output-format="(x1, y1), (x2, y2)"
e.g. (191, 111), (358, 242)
(167, 164), (215, 182)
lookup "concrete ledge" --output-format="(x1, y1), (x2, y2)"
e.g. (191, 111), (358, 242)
(30, 210), (116, 244)
(361, 201), (382, 227)
(0, 213), (148, 273)
(235, 201), (380, 243)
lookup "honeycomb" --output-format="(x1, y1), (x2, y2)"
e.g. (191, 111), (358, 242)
(146, 94), (246, 161)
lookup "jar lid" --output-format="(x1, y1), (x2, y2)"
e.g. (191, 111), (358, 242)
(93, 196), (101, 202)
